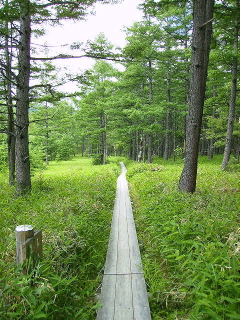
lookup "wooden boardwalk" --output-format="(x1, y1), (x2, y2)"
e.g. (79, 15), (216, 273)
(97, 163), (151, 320)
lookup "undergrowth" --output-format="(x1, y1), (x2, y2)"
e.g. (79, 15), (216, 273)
(127, 156), (240, 320)
(0, 156), (120, 319)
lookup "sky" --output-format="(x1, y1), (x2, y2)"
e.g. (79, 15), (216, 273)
(35, 0), (143, 92)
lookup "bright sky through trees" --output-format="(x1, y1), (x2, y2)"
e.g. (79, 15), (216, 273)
(36, 0), (143, 91)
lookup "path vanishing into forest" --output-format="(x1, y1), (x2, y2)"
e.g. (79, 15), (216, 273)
(97, 163), (151, 320)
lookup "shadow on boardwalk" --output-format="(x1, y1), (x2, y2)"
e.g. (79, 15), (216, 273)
(97, 162), (151, 320)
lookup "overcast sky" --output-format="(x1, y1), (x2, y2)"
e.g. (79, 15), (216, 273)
(34, 0), (143, 91)
(45, 0), (143, 48)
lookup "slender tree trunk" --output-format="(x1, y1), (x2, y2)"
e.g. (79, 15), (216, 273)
(208, 85), (217, 159)
(132, 132), (137, 161)
(200, 125), (207, 156)
(148, 133), (153, 163)
(179, 0), (214, 193)
(5, 20), (15, 185)
(164, 109), (172, 160)
(100, 111), (107, 164)
(45, 102), (49, 165)
(235, 136), (240, 160)
(15, 1), (31, 194)
(147, 59), (153, 163)
(137, 134), (144, 162)
(164, 72), (172, 160)
(173, 107), (177, 161)
(221, 0), (239, 170)
(183, 12), (190, 159)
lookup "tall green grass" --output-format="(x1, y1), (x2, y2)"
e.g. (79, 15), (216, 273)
(0, 157), (120, 319)
(127, 156), (240, 320)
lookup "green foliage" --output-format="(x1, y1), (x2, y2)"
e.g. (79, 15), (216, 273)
(0, 139), (8, 172)
(127, 162), (164, 178)
(52, 135), (76, 161)
(92, 154), (108, 165)
(0, 157), (119, 319)
(29, 144), (46, 173)
(127, 156), (240, 319)
(30, 101), (79, 162)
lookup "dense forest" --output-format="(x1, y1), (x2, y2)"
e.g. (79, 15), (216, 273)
(0, 0), (240, 319)
(0, 0), (239, 194)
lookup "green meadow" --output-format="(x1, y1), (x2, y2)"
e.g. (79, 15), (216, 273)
(0, 156), (239, 319)
(127, 156), (240, 320)
(0, 157), (119, 319)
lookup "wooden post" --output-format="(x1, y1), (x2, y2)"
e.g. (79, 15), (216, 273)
(15, 225), (42, 272)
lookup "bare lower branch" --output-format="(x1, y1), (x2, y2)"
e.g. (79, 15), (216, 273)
(200, 18), (214, 29)
(31, 54), (128, 63)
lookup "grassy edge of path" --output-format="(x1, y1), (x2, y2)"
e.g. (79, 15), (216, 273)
(0, 156), (120, 320)
(127, 156), (240, 320)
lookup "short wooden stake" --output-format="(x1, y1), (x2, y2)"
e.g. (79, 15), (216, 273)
(15, 225), (43, 272)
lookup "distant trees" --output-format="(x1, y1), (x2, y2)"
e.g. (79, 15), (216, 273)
(0, 0), (239, 194)
(30, 101), (78, 163)
(0, 0), (120, 194)
(221, 0), (239, 170)
(76, 58), (118, 165)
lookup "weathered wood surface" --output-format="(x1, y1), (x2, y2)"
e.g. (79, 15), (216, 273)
(15, 225), (43, 268)
(97, 162), (151, 320)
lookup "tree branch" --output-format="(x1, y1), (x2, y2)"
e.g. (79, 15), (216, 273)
(31, 53), (129, 63)
(200, 18), (214, 29)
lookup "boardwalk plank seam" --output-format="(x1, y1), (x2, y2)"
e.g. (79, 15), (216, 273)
(97, 163), (151, 320)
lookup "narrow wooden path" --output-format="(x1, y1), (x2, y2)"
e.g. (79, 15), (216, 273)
(97, 163), (151, 320)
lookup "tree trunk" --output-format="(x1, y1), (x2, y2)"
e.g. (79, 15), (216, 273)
(100, 111), (107, 164)
(208, 86), (217, 159)
(45, 102), (50, 165)
(221, 0), (239, 170)
(208, 140), (214, 159)
(173, 107), (177, 161)
(131, 132), (137, 161)
(147, 59), (153, 163)
(200, 126), (207, 156)
(183, 11), (190, 159)
(15, 1), (31, 194)
(137, 134), (144, 162)
(164, 73), (172, 160)
(179, 0), (214, 193)
(5, 20), (15, 185)
(148, 133), (153, 163)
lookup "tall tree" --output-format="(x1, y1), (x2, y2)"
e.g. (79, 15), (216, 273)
(1, 0), (120, 194)
(179, 0), (214, 193)
(221, 0), (239, 170)
(76, 57), (117, 164)
(4, 14), (16, 185)
(15, 0), (31, 194)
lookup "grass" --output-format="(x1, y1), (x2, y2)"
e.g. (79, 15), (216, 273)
(1, 155), (239, 319)
(0, 156), (120, 319)
(127, 156), (240, 320)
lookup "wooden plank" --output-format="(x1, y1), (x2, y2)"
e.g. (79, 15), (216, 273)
(116, 203), (131, 274)
(114, 274), (134, 320)
(104, 228), (118, 274)
(97, 275), (116, 320)
(132, 274), (151, 320)
(97, 162), (151, 319)
(120, 168), (143, 274)
(128, 218), (143, 274)
(104, 195), (120, 274)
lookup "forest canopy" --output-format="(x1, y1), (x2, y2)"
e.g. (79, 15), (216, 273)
(0, 0), (239, 194)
